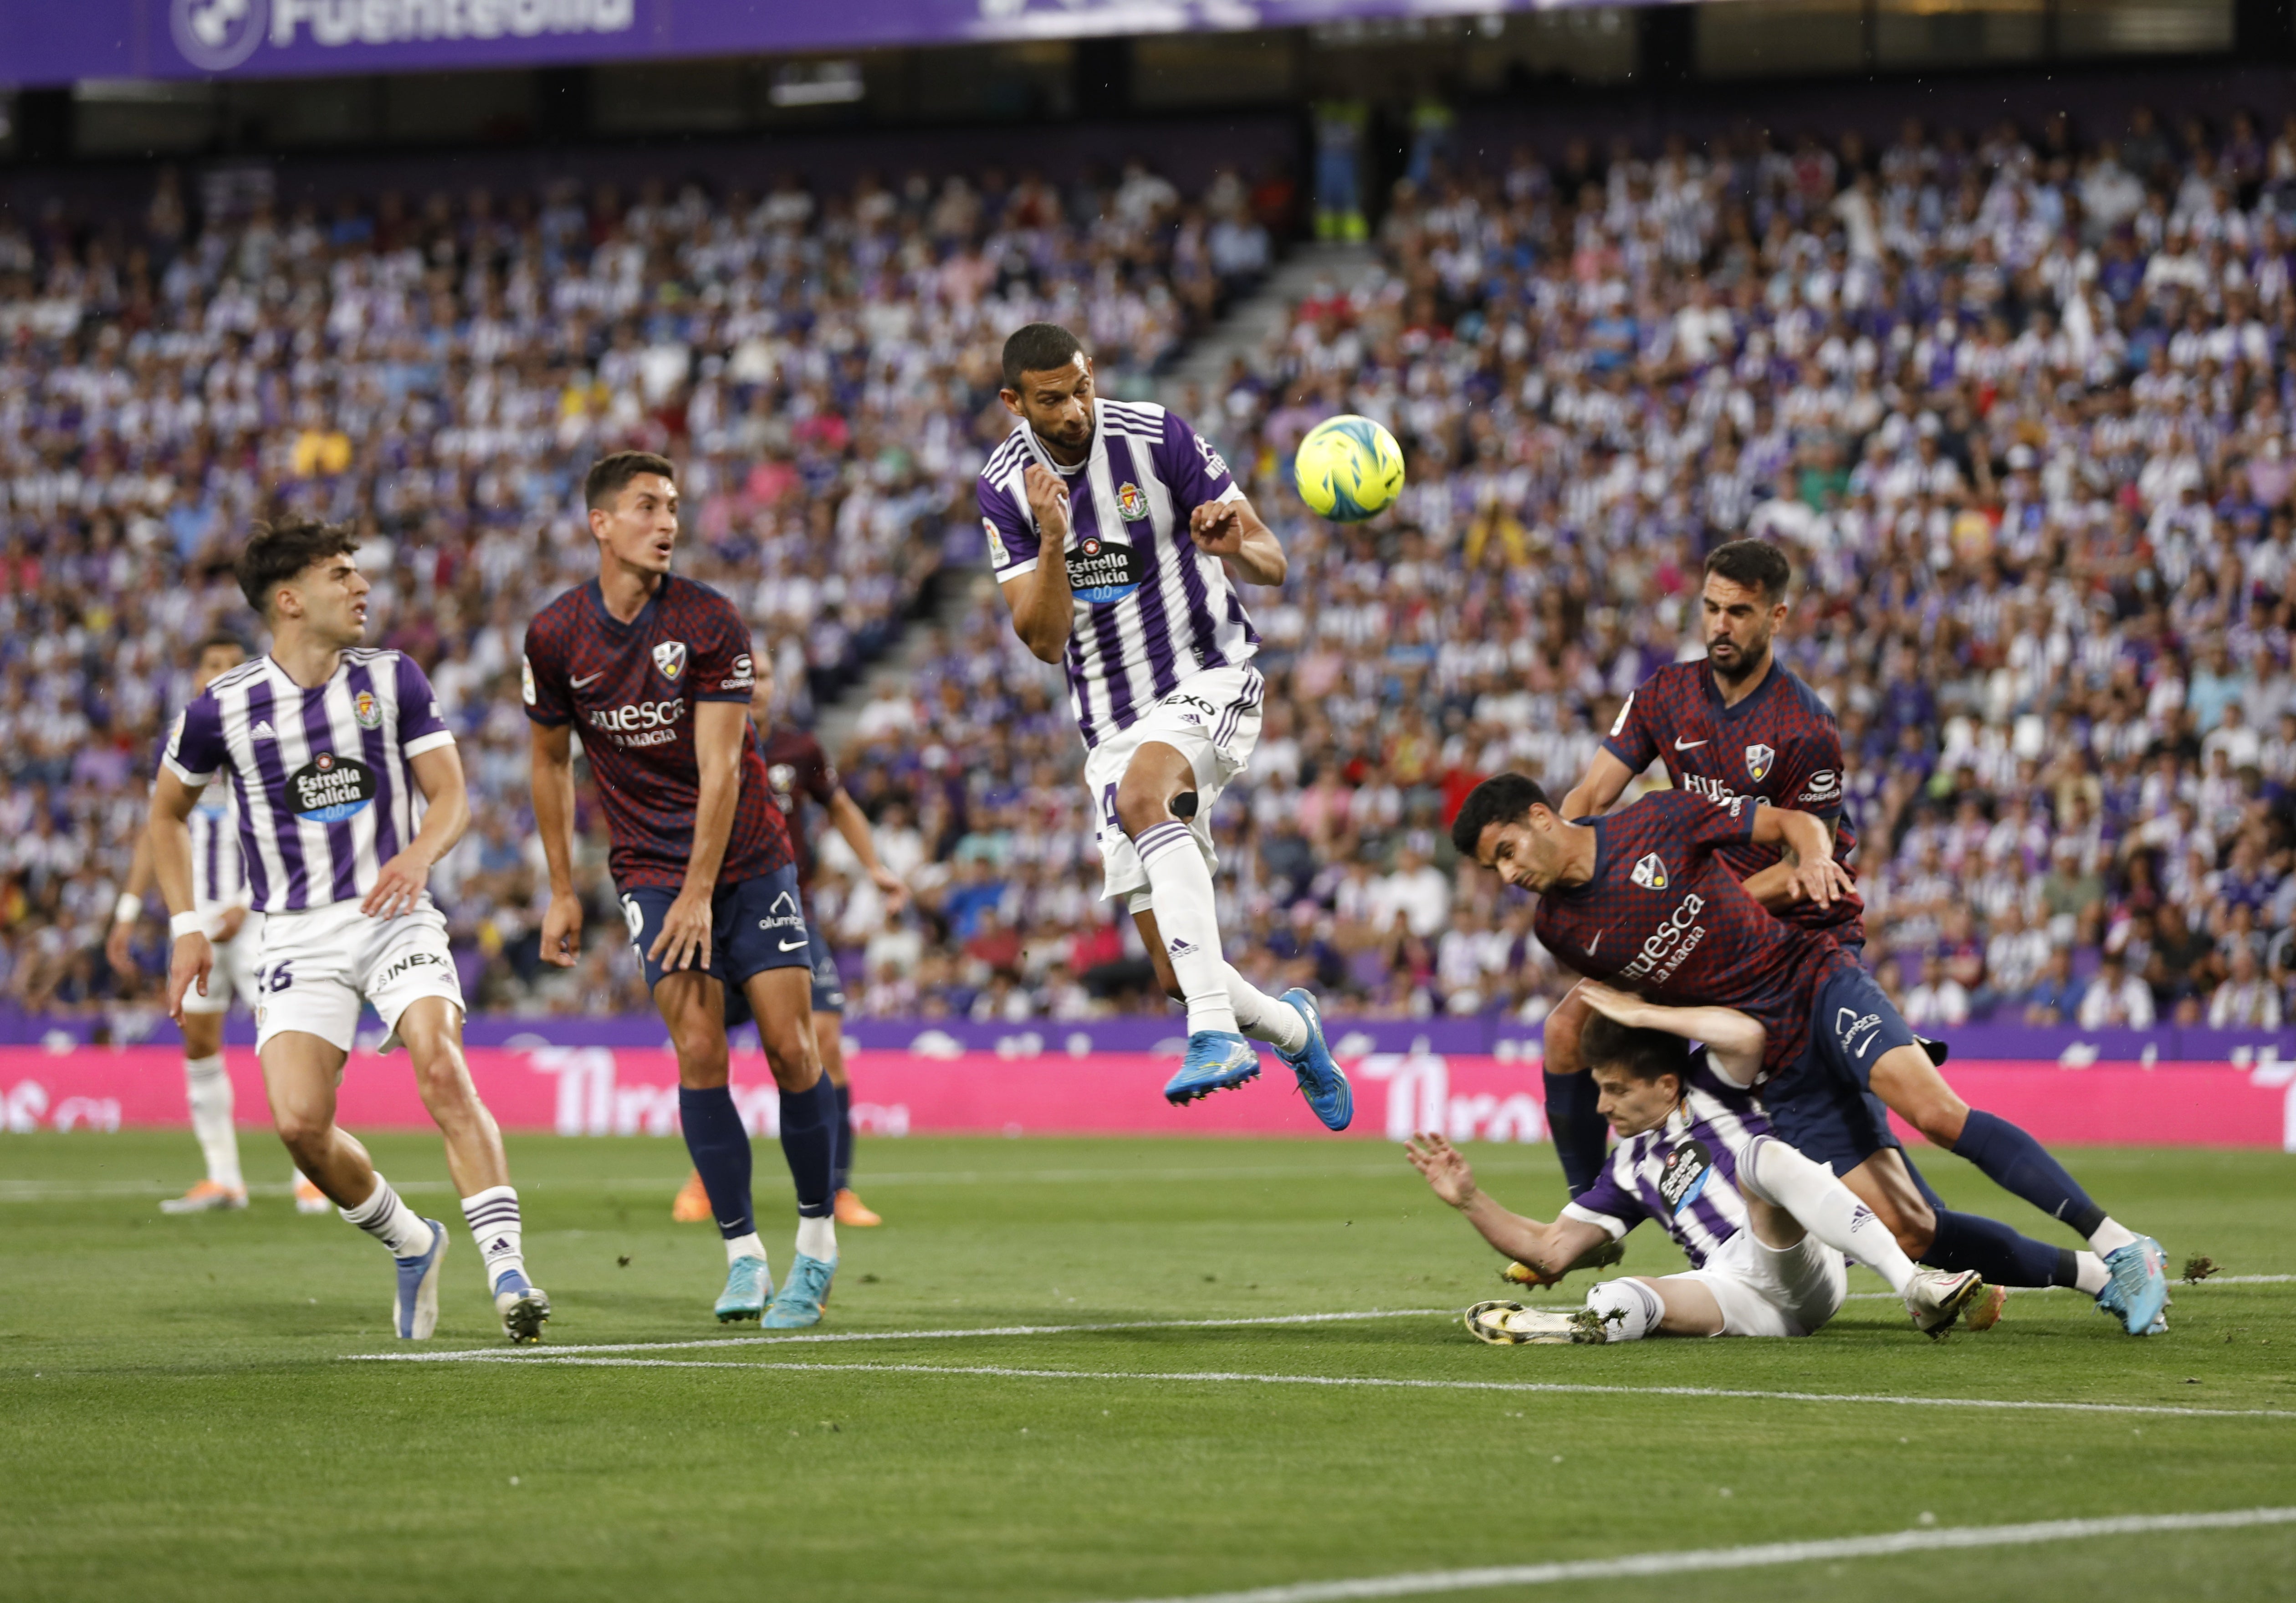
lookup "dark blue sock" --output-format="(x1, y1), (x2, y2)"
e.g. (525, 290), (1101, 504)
(830, 1079), (854, 1195)
(778, 1076), (838, 1219)
(677, 1086), (754, 1241)
(1953, 1109), (2109, 1238)
(1544, 1070), (1609, 1198)
(1925, 1209), (2079, 1288)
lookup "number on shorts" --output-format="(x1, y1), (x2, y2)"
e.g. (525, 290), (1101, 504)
(1100, 782), (1119, 835)
(263, 961), (294, 993)
(621, 895), (644, 945)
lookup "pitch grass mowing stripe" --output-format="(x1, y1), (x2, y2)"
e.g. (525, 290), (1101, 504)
(419, 1356), (2296, 1421)
(1086, 1507), (2296, 1603)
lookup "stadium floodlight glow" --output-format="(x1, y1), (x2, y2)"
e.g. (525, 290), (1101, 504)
(769, 61), (866, 107)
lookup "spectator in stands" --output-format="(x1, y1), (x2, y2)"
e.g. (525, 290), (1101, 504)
(2080, 951), (2158, 1029)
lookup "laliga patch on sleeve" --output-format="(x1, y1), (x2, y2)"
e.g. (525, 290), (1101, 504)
(521, 656), (537, 707)
(982, 517), (1009, 567)
(1609, 692), (1634, 738)
(1657, 1138), (1715, 1215)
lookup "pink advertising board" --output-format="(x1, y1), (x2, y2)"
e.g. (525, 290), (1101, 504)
(2, 1045), (2290, 1151)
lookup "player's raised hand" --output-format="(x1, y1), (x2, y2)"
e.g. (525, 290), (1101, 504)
(167, 932), (213, 1024)
(540, 890), (584, 968)
(1189, 499), (1245, 555)
(1021, 463), (1072, 542)
(1406, 1132), (1479, 1209)
(362, 847), (432, 920)
(649, 887), (713, 973)
(1575, 979), (1650, 1028)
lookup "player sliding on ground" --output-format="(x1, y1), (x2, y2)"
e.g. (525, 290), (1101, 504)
(673, 658), (906, 1230)
(149, 520), (548, 1343)
(1451, 774), (2174, 1336)
(113, 632), (328, 1218)
(527, 451), (840, 1328)
(1411, 1007), (1987, 1343)
(978, 322), (1350, 1127)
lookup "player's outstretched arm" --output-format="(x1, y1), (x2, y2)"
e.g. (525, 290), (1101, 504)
(1747, 803), (1852, 909)
(146, 768), (211, 1021)
(1559, 748), (1637, 823)
(1000, 464), (1079, 663)
(365, 745), (472, 920)
(828, 787), (908, 916)
(1188, 494), (1286, 587)
(530, 722), (583, 968)
(1406, 1133), (1610, 1275)
(1576, 980), (1768, 1089)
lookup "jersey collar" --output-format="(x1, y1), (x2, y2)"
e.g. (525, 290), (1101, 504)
(1704, 654), (1780, 723)
(1018, 405), (1099, 480)
(586, 574), (666, 635)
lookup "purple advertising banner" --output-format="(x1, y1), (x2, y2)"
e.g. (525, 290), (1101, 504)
(7, 0), (1587, 88)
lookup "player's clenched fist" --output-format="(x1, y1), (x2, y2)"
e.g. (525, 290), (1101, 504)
(539, 890), (584, 969)
(1021, 463), (1071, 541)
(1188, 499), (1245, 555)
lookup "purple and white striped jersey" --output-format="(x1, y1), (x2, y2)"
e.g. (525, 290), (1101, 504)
(977, 401), (1259, 750)
(156, 724), (249, 909)
(161, 649), (455, 915)
(1560, 1075), (1774, 1270)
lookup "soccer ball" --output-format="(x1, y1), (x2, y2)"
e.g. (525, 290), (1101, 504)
(1293, 414), (1405, 522)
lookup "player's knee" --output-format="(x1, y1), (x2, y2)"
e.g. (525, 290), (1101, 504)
(760, 1024), (818, 1091)
(1542, 994), (1588, 1068)
(273, 1109), (331, 1156)
(1113, 775), (1175, 837)
(408, 1050), (477, 1111)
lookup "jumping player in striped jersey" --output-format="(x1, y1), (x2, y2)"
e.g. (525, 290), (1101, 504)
(528, 452), (840, 1330)
(978, 322), (1350, 1126)
(148, 519), (547, 1343)
(1412, 1004), (1986, 1343)
(112, 634), (329, 1217)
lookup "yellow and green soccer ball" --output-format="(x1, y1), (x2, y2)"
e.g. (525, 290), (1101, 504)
(1293, 414), (1405, 522)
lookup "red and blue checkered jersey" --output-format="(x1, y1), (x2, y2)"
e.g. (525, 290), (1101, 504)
(1533, 790), (1840, 1076)
(522, 575), (792, 892)
(1603, 659), (1864, 944)
(756, 724), (839, 888)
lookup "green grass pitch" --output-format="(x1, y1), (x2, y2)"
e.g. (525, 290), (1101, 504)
(3, 1131), (2293, 1603)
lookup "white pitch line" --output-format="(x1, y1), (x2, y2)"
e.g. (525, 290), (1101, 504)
(420, 1356), (2296, 1421)
(347, 1306), (1457, 1362)
(1083, 1507), (2296, 1603)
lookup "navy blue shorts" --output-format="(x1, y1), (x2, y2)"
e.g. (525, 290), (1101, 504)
(1759, 956), (1920, 1175)
(805, 920), (844, 1014)
(619, 865), (813, 998)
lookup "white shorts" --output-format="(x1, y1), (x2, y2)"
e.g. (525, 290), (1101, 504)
(1084, 662), (1264, 906)
(1676, 1228), (1848, 1338)
(251, 895), (464, 1055)
(180, 905), (265, 1017)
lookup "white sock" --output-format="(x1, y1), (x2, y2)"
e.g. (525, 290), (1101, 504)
(2074, 1251), (2110, 1295)
(1226, 964), (1308, 1055)
(1743, 1135), (1918, 1296)
(1135, 822), (1236, 1035)
(1584, 1278), (1662, 1342)
(183, 1055), (242, 1189)
(341, 1174), (435, 1260)
(795, 1214), (838, 1263)
(725, 1231), (767, 1267)
(2088, 1218), (2138, 1256)
(460, 1186), (527, 1290)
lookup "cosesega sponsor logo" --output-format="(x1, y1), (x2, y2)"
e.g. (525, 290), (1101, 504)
(1799, 769), (1843, 804)
(585, 699), (685, 748)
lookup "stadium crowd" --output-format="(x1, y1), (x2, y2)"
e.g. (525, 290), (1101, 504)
(827, 108), (2296, 1030)
(10, 105), (2296, 1035)
(0, 156), (1275, 1022)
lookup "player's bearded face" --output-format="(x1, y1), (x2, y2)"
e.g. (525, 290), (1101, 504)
(1701, 576), (1780, 681)
(1002, 355), (1095, 461)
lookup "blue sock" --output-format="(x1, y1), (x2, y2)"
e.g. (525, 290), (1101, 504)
(1925, 1208), (2079, 1288)
(1544, 1070), (1609, 1197)
(830, 1080), (854, 1196)
(677, 1086), (754, 1241)
(778, 1076), (838, 1220)
(1952, 1109), (2109, 1238)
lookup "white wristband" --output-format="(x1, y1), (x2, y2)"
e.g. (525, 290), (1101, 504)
(114, 893), (144, 925)
(169, 911), (208, 940)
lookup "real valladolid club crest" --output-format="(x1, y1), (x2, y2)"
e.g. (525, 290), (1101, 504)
(353, 690), (384, 730)
(1116, 481), (1150, 521)
(1745, 743), (1775, 781)
(1631, 852), (1669, 890)
(653, 640), (687, 681)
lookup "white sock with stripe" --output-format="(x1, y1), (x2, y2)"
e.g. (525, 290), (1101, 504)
(460, 1186), (527, 1290)
(1135, 821), (1237, 1037)
(183, 1055), (242, 1189)
(1742, 1134), (1918, 1295)
(1225, 965), (1308, 1055)
(341, 1174), (435, 1260)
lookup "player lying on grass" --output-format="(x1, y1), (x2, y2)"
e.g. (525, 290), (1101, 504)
(1451, 773), (2173, 1336)
(527, 452), (839, 1329)
(1410, 1010), (1988, 1342)
(151, 519), (548, 1343)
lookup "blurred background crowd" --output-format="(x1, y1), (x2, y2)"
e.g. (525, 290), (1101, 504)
(8, 104), (2296, 1035)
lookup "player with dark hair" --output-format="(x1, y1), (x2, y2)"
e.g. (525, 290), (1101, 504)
(1450, 773), (2172, 1335)
(527, 451), (842, 1328)
(672, 655), (906, 1229)
(148, 519), (548, 1342)
(979, 323), (1350, 1127)
(112, 633), (326, 1216)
